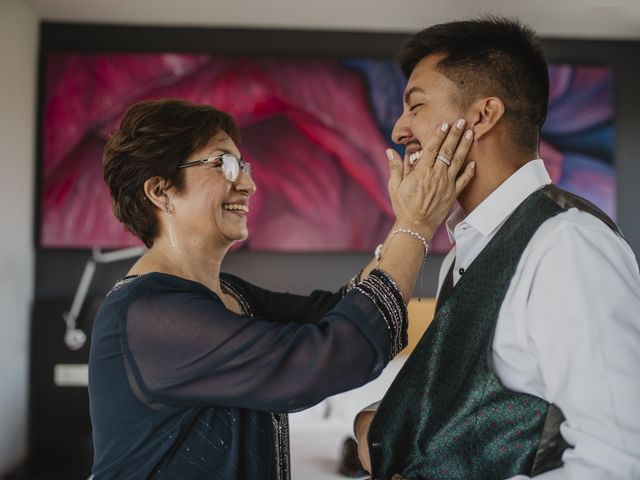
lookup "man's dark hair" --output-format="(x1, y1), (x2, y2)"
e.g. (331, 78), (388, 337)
(398, 16), (549, 152)
(103, 98), (239, 248)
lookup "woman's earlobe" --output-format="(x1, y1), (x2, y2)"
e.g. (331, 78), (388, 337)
(143, 176), (169, 210)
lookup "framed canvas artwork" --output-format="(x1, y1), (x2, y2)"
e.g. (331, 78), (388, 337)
(41, 53), (614, 252)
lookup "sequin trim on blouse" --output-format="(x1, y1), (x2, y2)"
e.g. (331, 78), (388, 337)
(355, 268), (408, 359)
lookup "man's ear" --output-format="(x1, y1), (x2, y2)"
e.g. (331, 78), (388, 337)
(468, 97), (505, 141)
(143, 177), (170, 211)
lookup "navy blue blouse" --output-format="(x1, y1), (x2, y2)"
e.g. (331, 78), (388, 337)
(89, 271), (406, 479)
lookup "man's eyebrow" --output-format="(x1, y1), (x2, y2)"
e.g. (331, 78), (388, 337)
(404, 86), (427, 105)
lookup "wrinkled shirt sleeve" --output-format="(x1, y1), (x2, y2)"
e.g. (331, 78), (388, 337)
(506, 223), (640, 480)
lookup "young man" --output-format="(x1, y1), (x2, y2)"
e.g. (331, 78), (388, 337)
(355, 17), (640, 480)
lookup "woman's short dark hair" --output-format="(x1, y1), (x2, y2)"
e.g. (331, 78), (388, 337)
(103, 98), (239, 248)
(398, 16), (549, 153)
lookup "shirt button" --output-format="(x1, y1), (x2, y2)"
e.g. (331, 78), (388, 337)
(459, 268), (465, 276)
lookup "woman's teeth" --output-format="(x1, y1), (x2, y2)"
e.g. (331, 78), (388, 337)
(409, 150), (423, 165)
(223, 204), (249, 213)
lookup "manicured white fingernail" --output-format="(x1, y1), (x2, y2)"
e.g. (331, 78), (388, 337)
(465, 129), (474, 140)
(386, 149), (394, 161)
(470, 161), (476, 169)
(441, 122), (449, 132)
(456, 119), (466, 129)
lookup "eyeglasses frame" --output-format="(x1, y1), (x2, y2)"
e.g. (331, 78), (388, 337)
(177, 153), (251, 182)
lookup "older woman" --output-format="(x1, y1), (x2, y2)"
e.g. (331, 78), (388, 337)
(89, 98), (474, 479)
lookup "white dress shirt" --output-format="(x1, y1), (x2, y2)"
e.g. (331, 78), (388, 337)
(439, 159), (640, 480)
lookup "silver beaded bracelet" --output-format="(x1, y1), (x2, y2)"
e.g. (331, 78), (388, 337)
(380, 227), (429, 292)
(374, 243), (384, 261)
(390, 227), (429, 258)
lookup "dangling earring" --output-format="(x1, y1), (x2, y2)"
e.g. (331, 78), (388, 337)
(166, 201), (177, 248)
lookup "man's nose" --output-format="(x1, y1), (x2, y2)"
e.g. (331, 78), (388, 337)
(391, 113), (412, 145)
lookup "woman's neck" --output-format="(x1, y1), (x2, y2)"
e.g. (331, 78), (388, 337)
(129, 237), (229, 294)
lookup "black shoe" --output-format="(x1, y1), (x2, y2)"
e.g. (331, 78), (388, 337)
(338, 436), (368, 477)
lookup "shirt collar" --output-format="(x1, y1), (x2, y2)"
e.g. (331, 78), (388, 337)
(446, 159), (552, 242)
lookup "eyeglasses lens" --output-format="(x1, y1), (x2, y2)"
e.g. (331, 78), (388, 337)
(221, 155), (240, 182)
(224, 155), (252, 182)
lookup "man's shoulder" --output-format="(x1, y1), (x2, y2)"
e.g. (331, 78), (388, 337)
(526, 206), (632, 264)
(537, 207), (621, 241)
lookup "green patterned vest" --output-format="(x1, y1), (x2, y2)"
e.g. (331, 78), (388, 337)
(367, 185), (620, 480)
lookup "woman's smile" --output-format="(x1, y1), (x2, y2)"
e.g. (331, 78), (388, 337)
(222, 201), (249, 217)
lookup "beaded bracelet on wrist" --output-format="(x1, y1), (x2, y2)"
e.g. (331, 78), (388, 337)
(390, 227), (429, 258)
(373, 268), (406, 309)
(355, 268), (408, 358)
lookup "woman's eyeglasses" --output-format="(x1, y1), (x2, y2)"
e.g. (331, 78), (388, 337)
(178, 153), (251, 183)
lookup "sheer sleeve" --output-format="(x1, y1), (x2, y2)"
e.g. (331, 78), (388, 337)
(124, 271), (407, 413)
(220, 272), (346, 325)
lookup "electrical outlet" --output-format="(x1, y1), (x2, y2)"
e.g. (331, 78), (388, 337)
(54, 363), (89, 387)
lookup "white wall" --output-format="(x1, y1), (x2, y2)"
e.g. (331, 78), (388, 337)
(0, 0), (38, 474)
(22, 0), (640, 40)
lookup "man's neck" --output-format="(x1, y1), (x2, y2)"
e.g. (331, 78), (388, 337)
(458, 152), (536, 214)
